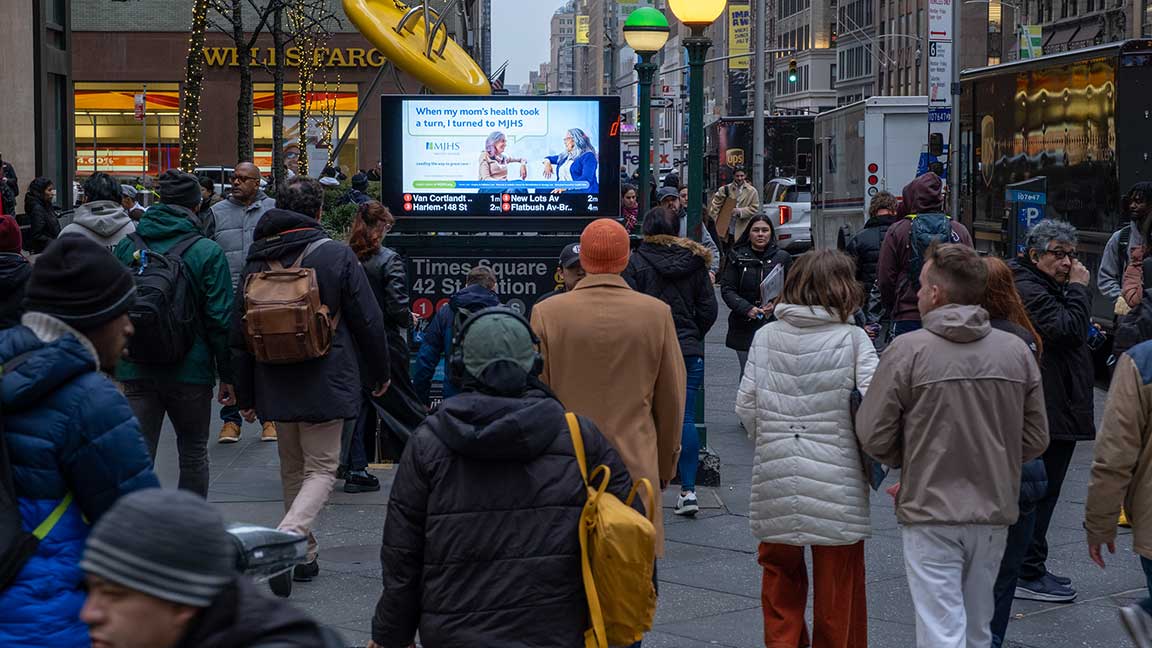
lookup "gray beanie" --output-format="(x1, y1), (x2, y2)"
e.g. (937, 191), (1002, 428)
(460, 309), (539, 379)
(81, 488), (237, 607)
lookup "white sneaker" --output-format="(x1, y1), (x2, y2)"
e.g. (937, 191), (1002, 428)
(1121, 604), (1152, 648)
(673, 491), (699, 517)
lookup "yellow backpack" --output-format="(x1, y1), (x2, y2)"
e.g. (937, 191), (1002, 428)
(565, 412), (658, 648)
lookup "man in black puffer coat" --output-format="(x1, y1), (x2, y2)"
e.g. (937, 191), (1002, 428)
(371, 308), (637, 648)
(845, 191), (900, 290)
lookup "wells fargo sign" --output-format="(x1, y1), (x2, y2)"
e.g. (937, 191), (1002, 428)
(204, 47), (386, 68)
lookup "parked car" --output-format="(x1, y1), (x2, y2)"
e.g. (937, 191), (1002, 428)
(764, 177), (812, 252)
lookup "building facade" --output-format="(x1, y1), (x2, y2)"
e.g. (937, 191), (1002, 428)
(548, 3), (577, 95)
(0, 0), (73, 207)
(773, 0), (838, 113)
(69, 0), (492, 179)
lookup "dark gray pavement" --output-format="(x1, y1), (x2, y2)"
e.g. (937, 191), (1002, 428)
(154, 296), (1140, 647)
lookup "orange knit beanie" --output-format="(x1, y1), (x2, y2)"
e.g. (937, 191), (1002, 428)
(579, 218), (630, 274)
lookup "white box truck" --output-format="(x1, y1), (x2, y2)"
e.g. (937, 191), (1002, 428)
(811, 96), (929, 250)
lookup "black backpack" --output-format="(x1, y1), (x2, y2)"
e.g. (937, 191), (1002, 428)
(0, 354), (74, 592)
(906, 213), (955, 290)
(124, 233), (201, 365)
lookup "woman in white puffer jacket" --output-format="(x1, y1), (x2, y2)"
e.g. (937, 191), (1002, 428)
(736, 249), (878, 648)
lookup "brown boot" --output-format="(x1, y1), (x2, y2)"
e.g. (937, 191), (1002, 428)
(218, 421), (241, 444)
(261, 421), (278, 442)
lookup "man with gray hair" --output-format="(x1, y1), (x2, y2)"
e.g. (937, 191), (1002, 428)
(1010, 218), (1096, 603)
(80, 488), (342, 647)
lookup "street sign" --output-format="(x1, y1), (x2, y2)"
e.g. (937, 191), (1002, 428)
(928, 107), (952, 122)
(928, 41), (952, 106)
(651, 97), (673, 109)
(927, 0), (953, 40)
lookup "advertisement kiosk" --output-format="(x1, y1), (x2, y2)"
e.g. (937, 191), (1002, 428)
(380, 94), (718, 485)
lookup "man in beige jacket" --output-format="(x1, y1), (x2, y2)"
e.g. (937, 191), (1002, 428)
(857, 244), (1048, 648)
(1085, 341), (1152, 646)
(531, 218), (686, 558)
(708, 168), (761, 243)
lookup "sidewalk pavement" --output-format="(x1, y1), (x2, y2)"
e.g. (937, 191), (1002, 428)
(154, 300), (1139, 647)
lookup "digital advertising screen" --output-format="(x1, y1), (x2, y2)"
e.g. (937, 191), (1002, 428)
(380, 95), (621, 231)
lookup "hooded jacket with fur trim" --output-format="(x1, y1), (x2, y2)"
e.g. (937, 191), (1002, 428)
(623, 234), (719, 358)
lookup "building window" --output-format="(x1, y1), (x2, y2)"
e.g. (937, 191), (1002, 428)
(832, 63), (838, 86)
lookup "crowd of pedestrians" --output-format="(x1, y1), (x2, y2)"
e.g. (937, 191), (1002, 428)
(6, 162), (1152, 648)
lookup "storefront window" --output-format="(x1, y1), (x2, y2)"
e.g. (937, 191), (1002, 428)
(74, 82), (181, 179)
(252, 83), (360, 176)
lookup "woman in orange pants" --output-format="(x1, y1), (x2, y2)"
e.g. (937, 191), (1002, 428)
(735, 250), (877, 648)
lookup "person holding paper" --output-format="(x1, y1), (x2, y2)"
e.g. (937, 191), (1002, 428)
(479, 131), (527, 182)
(721, 214), (793, 374)
(735, 250), (878, 648)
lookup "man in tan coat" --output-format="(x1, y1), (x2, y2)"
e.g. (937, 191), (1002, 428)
(1085, 340), (1152, 645)
(708, 168), (761, 243)
(531, 218), (687, 556)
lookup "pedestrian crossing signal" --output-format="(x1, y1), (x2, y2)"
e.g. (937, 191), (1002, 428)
(787, 59), (798, 84)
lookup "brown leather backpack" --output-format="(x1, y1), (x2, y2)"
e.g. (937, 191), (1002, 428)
(242, 238), (340, 364)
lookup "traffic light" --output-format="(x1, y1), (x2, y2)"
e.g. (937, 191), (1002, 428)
(787, 59), (798, 84)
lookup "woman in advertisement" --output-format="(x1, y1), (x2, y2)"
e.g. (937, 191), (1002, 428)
(542, 128), (598, 194)
(478, 131), (527, 182)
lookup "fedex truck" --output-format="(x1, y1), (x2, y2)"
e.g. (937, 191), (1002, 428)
(811, 96), (930, 250)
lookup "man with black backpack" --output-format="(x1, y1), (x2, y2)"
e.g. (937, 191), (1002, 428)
(231, 176), (391, 595)
(1099, 183), (1152, 310)
(412, 265), (501, 406)
(0, 236), (159, 647)
(877, 172), (974, 338)
(112, 169), (234, 498)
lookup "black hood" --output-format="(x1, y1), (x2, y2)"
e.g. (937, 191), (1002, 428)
(636, 235), (710, 279)
(863, 214), (899, 229)
(246, 208), (328, 263)
(1009, 256), (1063, 293)
(176, 578), (339, 648)
(425, 391), (566, 461)
(450, 283), (501, 312)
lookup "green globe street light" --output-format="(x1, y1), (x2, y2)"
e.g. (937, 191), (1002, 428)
(670, 0), (725, 470)
(623, 7), (670, 215)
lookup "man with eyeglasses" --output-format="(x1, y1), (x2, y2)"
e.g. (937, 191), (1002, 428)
(210, 162), (278, 444)
(1009, 219), (1096, 604)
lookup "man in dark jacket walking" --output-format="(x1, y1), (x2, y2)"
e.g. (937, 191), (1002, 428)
(81, 488), (342, 648)
(845, 191), (899, 338)
(623, 206), (718, 516)
(877, 173), (973, 337)
(0, 236), (159, 647)
(412, 265), (500, 405)
(230, 177), (391, 592)
(1011, 219), (1096, 603)
(370, 307), (637, 648)
(112, 170), (234, 497)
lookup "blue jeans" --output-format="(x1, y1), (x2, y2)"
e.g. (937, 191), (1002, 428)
(1141, 556), (1152, 616)
(220, 403), (263, 425)
(679, 356), (705, 492)
(891, 320), (922, 338)
(990, 501), (1039, 647)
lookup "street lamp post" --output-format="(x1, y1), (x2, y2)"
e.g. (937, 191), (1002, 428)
(669, 0), (727, 245)
(623, 8), (670, 216)
(670, 0), (725, 464)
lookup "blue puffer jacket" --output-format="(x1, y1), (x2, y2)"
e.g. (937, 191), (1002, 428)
(0, 324), (159, 647)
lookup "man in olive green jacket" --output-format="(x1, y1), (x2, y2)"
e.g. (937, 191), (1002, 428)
(112, 170), (234, 497)
(1086, 341), (1152, 645)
